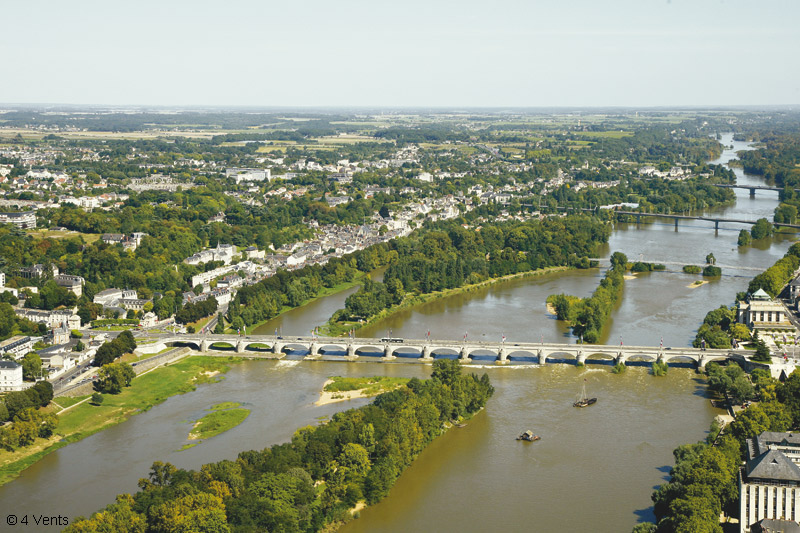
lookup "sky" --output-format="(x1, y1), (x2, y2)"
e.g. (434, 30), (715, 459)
(1, 0), (798, 108)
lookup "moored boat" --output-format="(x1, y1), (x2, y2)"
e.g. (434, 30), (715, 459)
(516, 430), (541, 442)
(574, 379), (597, 408)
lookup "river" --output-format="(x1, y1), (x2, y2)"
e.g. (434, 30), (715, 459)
(0, 134), (791, 532)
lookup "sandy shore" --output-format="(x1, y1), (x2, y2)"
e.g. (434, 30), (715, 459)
(546, 303), (557, 315)
(623, 274), (637, 280)
(315, 379), (375, 406)
(688, 280), (708, 289)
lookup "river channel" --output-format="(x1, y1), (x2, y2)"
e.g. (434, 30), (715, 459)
(0, 134), (793, 531)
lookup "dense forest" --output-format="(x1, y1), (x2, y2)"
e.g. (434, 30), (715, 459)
(64, 360), (494, 533)
(337, 215), (610, 323)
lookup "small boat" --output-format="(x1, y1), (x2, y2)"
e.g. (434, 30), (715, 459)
(574, 379), (597, 408)
(516, 430), (541, 442)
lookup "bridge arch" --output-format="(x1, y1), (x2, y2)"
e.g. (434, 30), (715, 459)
(392, 346), (423, 359)
(354, 344), (384, 357)
(584, 352), (616, 366)
(505, 349), (537, 362)
(317, 343), (347, 355)
(206, 340), (237, 351)
(544, 350), (578, 364)
(429, 347), (460, 360)
(165, 339), (202, 351)
(624, 353), (657, 366)
(663, 354), (700, 367)
(467, 348), (499, 362)
(241, 342), (274, 353)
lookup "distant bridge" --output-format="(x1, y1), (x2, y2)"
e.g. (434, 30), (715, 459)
(713, 184), (798, 196)
(139, 333), (735, 369)
(614, 210), (800, 231)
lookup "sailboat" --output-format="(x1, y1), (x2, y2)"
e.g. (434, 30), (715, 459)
(573, 379), (597, 408)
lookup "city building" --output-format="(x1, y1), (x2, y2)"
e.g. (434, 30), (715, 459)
(0, 360), (24, 391)
(0, 211), (36, 229)
(18, 263), (58, 279)
(738, 289), (793, 331)
(54, 274), (84, 296)
(740, 432), (800, 532)
(15, 308), (80, 329)
(0, 335), (33, 360)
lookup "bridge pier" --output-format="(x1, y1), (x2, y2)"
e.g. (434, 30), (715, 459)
(272, 341), (284, 355)
(382, 344), (396, 361)
(616, 353), (626, 366)
(346, 344), (358, 360)
(200, 339), (209, 352)
(236, 340), (245, 353)
(750, 188), (756, 197)
(460, 346), (471, 362)
(304, 342), (321, 360)
(497, 347), (509, 365)
(538, 349), (546, 365)
(420, 345), (433, 362)
(576, 352), (586, 366)
(674, 218), (679, 230)
(714, 220), (720, 231)
(697, 355), (706, 370)
(636, 214), (641, 225)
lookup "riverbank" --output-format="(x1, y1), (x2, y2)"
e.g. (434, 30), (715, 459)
(0, 356), (240, 486)
(239, 273), (371, 335)
(321, 266), (573, 337)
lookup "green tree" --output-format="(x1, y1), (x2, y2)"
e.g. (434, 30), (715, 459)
(737, 229), (751, 246)
(94, 362), (136, 394)
(751, 218), (774, 239)
(21, 352), (42, 381)
(752, 339), (771, 362)
(91, 392), (104, 406)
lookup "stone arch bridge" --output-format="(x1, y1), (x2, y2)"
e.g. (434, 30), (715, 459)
(141, 333), (732, 368)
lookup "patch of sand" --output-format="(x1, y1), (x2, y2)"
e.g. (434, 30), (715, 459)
(623, 274), (637, 280)
(688, 280), (708, 289)
(315, 379), (373, 406)
(546, 303), (557, 315)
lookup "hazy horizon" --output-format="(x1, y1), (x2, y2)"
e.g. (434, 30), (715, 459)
(2, 0), (798, 108)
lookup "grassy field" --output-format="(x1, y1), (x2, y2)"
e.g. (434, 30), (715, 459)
(27, 229), (102, 243)
(187, 402), (250, 442)
(0, 356), (240, 486)
(324, 376), (410, 396)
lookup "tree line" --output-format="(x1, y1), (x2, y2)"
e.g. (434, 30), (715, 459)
(548, 251), (627, 343)
(65, 360), (493, 532)
(336, 215), (611, 324)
